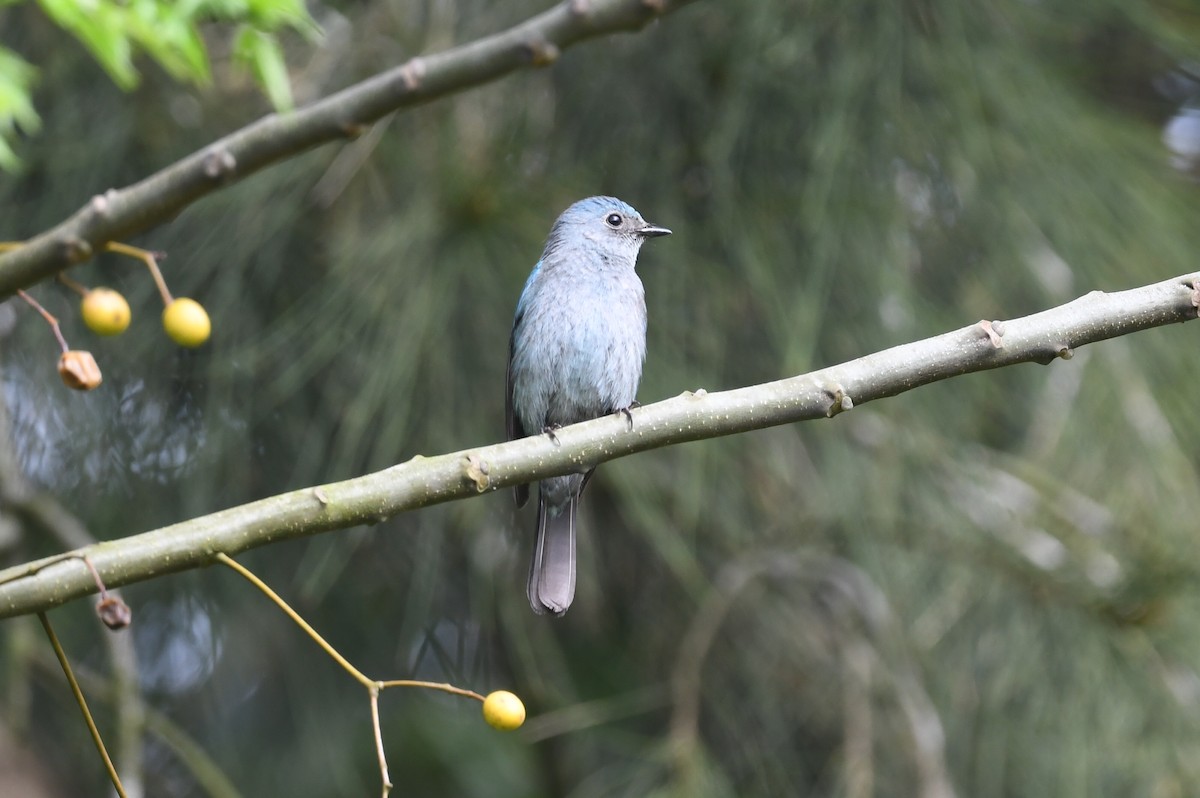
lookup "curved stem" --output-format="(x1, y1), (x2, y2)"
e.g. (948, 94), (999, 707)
(104, 242), (172, 305)
(39, 612), (128, 798)
(16, 288), (69, 352)
(370, 689), (392, 798)
(215, 552), (493, 798)
(215, 552), (372, 688)
(57, 272), (91, 297)
(377, 679), (485, 702)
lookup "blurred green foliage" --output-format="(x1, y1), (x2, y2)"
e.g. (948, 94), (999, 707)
(0, 0), (317, 168)
(0, 44), (39, 169)
(5, 0), (1200, 796)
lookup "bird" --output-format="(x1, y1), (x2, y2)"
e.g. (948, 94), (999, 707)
(506, 196), (671, 616)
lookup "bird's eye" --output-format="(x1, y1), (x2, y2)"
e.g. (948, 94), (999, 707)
(605, 213), (623, 228)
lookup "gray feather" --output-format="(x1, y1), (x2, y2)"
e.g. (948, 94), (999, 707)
(528, 493), (577, 616)
(506, 196), (670, 616)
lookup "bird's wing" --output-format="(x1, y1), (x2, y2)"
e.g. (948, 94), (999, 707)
(507, 308), (530, 508)
(506, 310), (525, 442)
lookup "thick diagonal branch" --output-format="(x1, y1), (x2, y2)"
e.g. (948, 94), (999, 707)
(0, 0), (694, 297)
(0, 272), (1196, 619)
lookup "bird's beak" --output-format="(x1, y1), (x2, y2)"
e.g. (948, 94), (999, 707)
(638, 223), (672, 238)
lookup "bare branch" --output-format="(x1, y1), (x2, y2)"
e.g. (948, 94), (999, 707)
(0, 272), (1196, 619)
(0, 0), (694, 298)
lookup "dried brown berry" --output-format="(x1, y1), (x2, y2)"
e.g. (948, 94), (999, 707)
(57, 350), (102, 391)
(96, 596), (132, 630)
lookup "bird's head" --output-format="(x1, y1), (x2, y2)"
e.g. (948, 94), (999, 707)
(546, 196), (671, 266)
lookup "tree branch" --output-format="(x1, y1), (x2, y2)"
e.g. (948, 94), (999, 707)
(1, 272), (1197, 619)
(0, 0), (695, 298)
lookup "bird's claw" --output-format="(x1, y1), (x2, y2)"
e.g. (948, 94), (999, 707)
(542, 424), (563, 446)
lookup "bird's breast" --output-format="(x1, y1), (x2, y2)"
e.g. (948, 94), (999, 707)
(511, 271), (646, 429)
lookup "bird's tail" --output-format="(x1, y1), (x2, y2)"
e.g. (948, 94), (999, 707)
(528, 493), (577, 616)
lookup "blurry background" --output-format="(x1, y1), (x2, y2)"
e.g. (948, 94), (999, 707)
(4, 0), (1200, 795)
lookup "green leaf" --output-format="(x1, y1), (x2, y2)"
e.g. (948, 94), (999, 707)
(16, 0), (321, 158)
(36, 0), (139, 88)
(233, 25), (293, 111)
(125, 0), (212, 83)
(244, 0), (321, 39)
(0, 47), (40, 171)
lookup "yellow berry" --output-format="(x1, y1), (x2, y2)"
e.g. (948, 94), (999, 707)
(81, 288), (131, 336)
(481, 690), (526, 731)
(162, 297), (211, 347)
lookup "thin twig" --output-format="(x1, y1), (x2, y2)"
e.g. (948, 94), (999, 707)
(215, 552), (490, 797)
(16, 289), (69, 352)
(104, 242), (172, 305)
(215, 552), (372, 687)
(377, 679), (485, 702)
(57, 272), (90, 297)
(218, 551), (393, 794)
(369, 688), (392, 798)
(30, 649), (243, 798)
(0, 551), (76, 587)
(38, 612), (129, 798)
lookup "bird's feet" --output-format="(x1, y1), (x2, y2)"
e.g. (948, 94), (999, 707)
(616, 401), (640, 431)
(542, 424), (563, 446)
